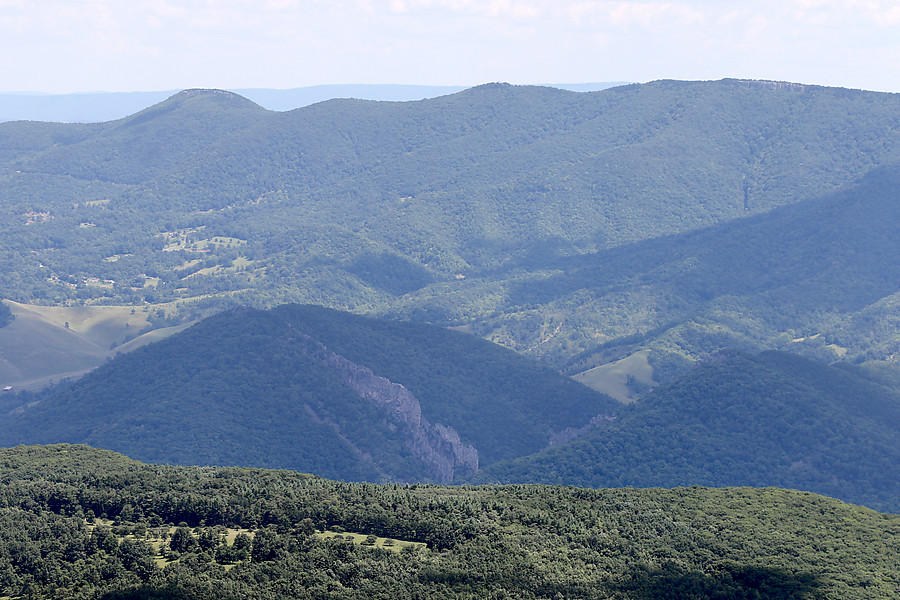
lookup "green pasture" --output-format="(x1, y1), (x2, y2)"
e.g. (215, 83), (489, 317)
(571, 349), (656, 403)
(0, 300), (193, 390)
(317, 530), (426, 552)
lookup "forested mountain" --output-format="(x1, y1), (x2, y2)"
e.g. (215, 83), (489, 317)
(506, 163), (900, 369)
(0, 444), (897, 599)
(0, 85), (463, 123)
(4, 80), (900, 368)
(472, 350), (900, 512)
(0, 84), (624, 123)
(5, 78), (900, 599)
(0, 305), (617, 482)
(3, 302), (898, 511)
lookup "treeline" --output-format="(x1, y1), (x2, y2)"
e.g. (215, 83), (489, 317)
(0, 302), (11, 328)
(0, 444), (897, 599)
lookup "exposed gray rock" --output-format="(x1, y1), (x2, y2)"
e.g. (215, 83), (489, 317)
(293, 332), (478, 482)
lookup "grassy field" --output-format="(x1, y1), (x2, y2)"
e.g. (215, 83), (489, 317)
(571, 349), (656, 403)
(85, 520), (254, 570)
(6, 301), (152, 345)
(81, 519), (423, 576)
(316, 530), (426, 553)
(185, 256), (255, 279)
(0, 300), (194, 390)
(160, 227), (248, 253)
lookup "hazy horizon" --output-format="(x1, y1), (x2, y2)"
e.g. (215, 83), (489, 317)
(2, 2), (899, 95)
(0, 82), (634, 123)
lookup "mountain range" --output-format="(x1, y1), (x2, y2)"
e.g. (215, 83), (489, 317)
(0, 83), (623, 123)
(2, 79), (900, 516)
(2, 304), (899, 512)
(3, 79), (900, 373)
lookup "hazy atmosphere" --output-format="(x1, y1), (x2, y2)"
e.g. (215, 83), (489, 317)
(3, 1), (900, 598)
(3, 0), (900, 93)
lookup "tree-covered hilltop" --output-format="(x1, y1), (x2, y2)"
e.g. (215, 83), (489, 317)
(0, 444), (896, 599)
(4, 306), (900, 511)
(0, 305), (617, 481)
(4, 80), (900, 367)
(472, 350), (900, 512)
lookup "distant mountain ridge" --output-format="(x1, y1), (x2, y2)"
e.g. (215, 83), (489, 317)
(5, 78), (900, 536)
(3, 78), (900, 371)
(0, 82), (626, 123)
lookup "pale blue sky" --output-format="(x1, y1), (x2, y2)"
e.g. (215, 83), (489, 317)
(2, 0), (899, 93)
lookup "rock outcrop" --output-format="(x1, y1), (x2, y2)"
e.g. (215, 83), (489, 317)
(294, 332), (478, 482)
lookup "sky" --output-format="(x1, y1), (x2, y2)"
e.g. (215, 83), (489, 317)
(2, 0), (900, 94)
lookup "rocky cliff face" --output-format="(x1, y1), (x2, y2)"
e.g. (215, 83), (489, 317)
(294, 331), (478, 482)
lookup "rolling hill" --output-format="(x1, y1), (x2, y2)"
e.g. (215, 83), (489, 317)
(471, 350), (900, 512)
(4, 79), (900, 369)
(0, 300), (192, 390)
(0, 305), (618, 482)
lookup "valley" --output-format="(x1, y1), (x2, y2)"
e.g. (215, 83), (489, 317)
(1, 80), (899, 598)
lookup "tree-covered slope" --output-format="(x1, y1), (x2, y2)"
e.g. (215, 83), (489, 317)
(4, 80), (900, 353)
(486, 162), (900, 366)
(0, 444), (897, 599)
(472, 350), (900, 512)
(0, 305), (617, 481)
(5, 89), (267, 184)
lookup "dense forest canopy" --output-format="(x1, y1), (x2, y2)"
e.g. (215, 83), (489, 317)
(0, 444), (896, 599)
(473, 350), (900, 512)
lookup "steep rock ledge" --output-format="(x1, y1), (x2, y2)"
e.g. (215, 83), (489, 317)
(292, 331), (478, 482)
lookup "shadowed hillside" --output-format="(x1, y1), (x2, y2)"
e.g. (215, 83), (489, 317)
(482, 163), (900, 367)
(472, 350), (900, 512)
(0, 305), (618, 481)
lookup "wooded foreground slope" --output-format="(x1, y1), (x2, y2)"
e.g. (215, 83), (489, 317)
(0, 444), (897, 599)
